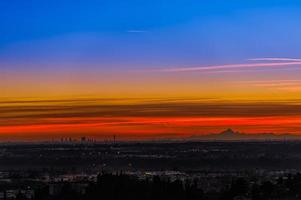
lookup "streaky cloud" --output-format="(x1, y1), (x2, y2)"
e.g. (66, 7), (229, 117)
(126, 30), (149, 33)
(238, 79), (301, 92)
(157, 61), (301, 72)
(248, 58), (301, 62)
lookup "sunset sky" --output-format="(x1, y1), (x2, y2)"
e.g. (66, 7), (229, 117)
(1, 0), (301, 140)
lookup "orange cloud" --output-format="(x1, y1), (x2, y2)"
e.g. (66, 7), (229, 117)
(1, 98), (301, 140)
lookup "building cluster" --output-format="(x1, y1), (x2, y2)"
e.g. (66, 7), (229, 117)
(59, 137), (97, 143)
(0, 190), (34, 200)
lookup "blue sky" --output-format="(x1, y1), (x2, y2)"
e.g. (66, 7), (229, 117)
(1, 0), (301, 71)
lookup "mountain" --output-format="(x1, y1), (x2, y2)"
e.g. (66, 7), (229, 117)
(219, 128), (240, 138)
(190, 129), (301, 141)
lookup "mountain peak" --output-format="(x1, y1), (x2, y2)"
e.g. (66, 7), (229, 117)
(220, 128), (239, 136)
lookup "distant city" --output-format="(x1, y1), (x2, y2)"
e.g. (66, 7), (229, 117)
(2, 137), (301, 199)
(3, 129), (301, 145)
(59, 136), (97, 143)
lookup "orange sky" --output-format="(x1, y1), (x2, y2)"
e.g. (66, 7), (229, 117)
(1, 116), (301, 140)
(1, 95), (301, 140)
(1, 61), (301, 141)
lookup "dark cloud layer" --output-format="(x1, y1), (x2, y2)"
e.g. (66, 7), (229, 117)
(1, 99), (301, 126)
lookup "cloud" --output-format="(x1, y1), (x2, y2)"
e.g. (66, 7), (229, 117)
(126, 30), (149, 33)
(2, 98), (301, 122)
(240, 79), (301, 84)
(156, 58), (301, 72)
(2, 98), (301, 138)
(238, 80), (301, 92)
(198, 67), (300, 74)
(248, 58), (301, 62)
(158, 61), (301, 72)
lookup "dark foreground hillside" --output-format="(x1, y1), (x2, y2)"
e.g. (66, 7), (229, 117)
(9, 173), (301, 200)
(3, 142), (301, 199)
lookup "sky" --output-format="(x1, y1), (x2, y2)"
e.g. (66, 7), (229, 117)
(1, 0), (301, 140)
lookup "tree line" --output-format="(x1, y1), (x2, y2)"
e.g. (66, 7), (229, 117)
(14, 173), (301, 200)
